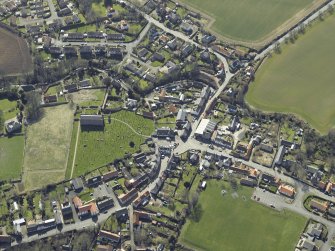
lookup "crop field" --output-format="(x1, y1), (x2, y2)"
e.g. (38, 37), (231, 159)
(179, 0), (319, 45)
(0, 98), (18, 121)
(180, 181), (306, 251)
(0, 135), (24, 181)
(246, 14), (335, 134)
(23, 105), (74, 190)
(71, 110), (154, 177)
(0, 28), (33, 75)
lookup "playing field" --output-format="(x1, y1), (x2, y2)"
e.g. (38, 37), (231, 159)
(0, 135), (24, 181)
(179, 0), (317, 43)
(246, 14), (335, 134)
(180, 181), (306, 251)
(71, 111), (154, 177)
(0, 27), (33, 75)
(23, 105), (74, 190)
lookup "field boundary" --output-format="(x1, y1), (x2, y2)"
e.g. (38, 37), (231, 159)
(179, 0), (329, 49)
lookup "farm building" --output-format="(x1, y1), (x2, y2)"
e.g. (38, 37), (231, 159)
(80, 115), (104, 127)
(195, 119), (217, 140)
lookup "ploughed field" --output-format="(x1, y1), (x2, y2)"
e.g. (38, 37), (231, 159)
(179, 0), (317, 43)
(246, 14), (335, 134)
(180, 181), (306, 251)
(0, 27), (33, 75)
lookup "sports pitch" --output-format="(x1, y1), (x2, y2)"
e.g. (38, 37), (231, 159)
(246, 14), (335, 134)
(179, 0), (318, 44)
(180, 181), (306, 251)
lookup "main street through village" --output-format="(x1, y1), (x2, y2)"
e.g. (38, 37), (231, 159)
(11, 0), (335, 250)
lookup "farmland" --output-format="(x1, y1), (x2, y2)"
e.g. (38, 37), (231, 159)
(180, 181), (306, 251)
(0, 135), (24, 181)
(246, 14), (335, 134)
(0, 27), (33, 75)
(179, 0), (318, 44)
(71, 110), (154, 177)
(23, 105), (74, 191)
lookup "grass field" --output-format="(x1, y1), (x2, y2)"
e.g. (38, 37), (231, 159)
(23, 105), (74, 190)
(180, 181), (306, 251)
(71, 89), (106, 107)
(246, 14), (335, 134)
(0, 98), (18, 120)
(179, 0), (316, 42)
(0, 28), (33, 75)
(0, 135), (24, 181)
(72, 111), (154, 176)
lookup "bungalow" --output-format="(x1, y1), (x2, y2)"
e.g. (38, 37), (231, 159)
(98, 230), (120, 244)
(167, 39), (177, 50)
(310, 199), (329, 213)
(80, 115), (104, 127)
(278, 184), (295, 198)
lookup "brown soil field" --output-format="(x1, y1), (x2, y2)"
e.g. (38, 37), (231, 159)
(0, 27), (33, 75)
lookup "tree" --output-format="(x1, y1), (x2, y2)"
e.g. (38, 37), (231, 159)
(25, 92), (42, 121)
(274, 43), (281, 54)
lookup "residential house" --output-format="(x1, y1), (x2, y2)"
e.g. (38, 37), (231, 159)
(103, 170), (119, 182)
(72, 196), (83, 209)
(98, 230), (120, 244)
(118, 188), (138, 205)
(176, 109), (187, 128)
(310, 199), (329, 213)
(44, 94), (57, 103)
(64, 83), (78, 93)
(5, 120), (21, 134)
(72, 177), (84, 191)
(97, 198), (114, 211)
(0, 235), (11, 247)
(278, 184), (295, 198)
(77, 202), (99, 218)
(306, 223), (323, 239)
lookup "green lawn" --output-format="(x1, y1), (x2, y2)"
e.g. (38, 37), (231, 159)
(179, 0), (315, 42)
(180, 181), (306, 251)
(246, 14), (335, 134)
(23, 105), (74, 190)
(72, 111), (154, 176)
(0, 135), (24, 180)
(0, 98), (18, 120)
